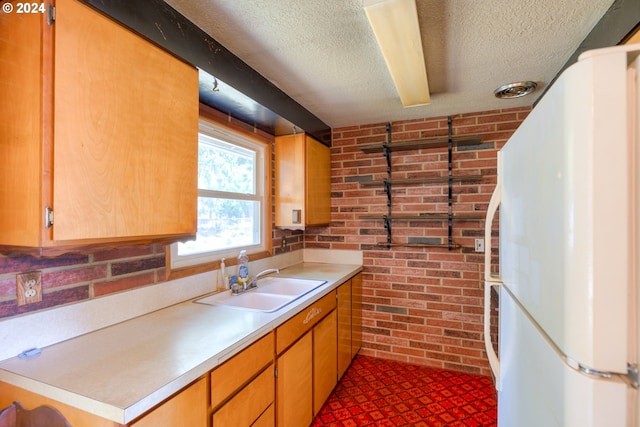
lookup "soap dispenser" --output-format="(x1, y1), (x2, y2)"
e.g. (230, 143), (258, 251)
(237, 250), (249, 287)
(219, 258), (227, 290)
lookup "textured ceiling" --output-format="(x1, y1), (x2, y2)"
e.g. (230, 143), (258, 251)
(163, 0), (615, 128)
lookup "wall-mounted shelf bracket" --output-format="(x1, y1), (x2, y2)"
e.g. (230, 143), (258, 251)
(359, 119), (483, 250)
(382, 123), (392, 175)
(383, 215), (392, 249)
(383, 178), (392, 207)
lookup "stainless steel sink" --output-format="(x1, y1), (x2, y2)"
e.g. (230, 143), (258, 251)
(195, 277), (327, 312)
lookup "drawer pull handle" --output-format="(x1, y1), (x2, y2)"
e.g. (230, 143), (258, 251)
(303, 307), (322, 324)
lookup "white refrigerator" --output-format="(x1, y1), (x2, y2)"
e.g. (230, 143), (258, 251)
(483, 44), (640, 426)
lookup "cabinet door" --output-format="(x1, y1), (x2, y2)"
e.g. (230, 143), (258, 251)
(313, 310), (337, 415)
(274, 134), (330, 227)
(351, 273), (363, 357)
(130, 377), (207, 427)
(210, 333), (274, 409)
(52, 0), (198, 241)
(252, 404), (275, 427)
(212, 367), (274, 427)
(337, 280), (352, 378)
(276, 292), (336, 354)
(274, 134), (305, 227)
(305, 136), (331, 226)
(276, 332), (312, 427)
(0, 9), (45, 247)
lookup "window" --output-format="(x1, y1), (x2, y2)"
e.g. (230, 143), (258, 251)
(170, 118), (269, 269)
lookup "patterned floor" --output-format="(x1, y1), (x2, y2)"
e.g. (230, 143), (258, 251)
(312, 355), (497, 427)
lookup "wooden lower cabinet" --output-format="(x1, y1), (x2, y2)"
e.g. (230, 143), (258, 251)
(276, 292), (337, 427)
(131, 378), (207, 427)
(0, 377), (208, 427)
(0, 278), (362, 427)
(313, 310), (337, 415)
(351, 273), (363, 358)
(0, 382), (122, 427)
(211, 332), (275, 427)
(337, 280), (352, 379)
(337, 273), (363, 379)
(276, 332), (313, 427)
(212, 368), (274, 427)
(251, 404), (275, 427)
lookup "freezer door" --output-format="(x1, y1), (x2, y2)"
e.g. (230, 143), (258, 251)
(499, 45), (636, 374)
(499, 287), (629, 427)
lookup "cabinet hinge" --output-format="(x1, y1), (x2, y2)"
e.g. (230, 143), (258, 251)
(45, 207), (54, 228)
(274, 367), (278, 378)
(46, 4), (55, 25)
(628, 364), (639, 389)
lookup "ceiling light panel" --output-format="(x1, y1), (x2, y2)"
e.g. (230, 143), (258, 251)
(364, 0), (430, 107)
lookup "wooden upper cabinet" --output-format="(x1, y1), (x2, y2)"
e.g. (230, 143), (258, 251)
(0, 4), (43, 250)
(274, 134), (331, 228)
(0, 0), (199, 255)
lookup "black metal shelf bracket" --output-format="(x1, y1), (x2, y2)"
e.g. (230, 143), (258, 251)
(363, 118), (473, 250)
(383, 123), (392, 175)
(383, 178), (392, 207)
(383, 215), (392, 249)
(384, 123), (393, 246)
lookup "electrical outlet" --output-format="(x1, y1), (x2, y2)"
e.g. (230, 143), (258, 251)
(281, 237), (287, 249)
(474, 238), (485, 253)
(16, 271), (43, 306)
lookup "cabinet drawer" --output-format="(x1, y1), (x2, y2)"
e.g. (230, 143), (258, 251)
(212, 366), (274, 427)
(252, 403), (274, 427)
(276, 292), (336, 354)
(211, 332), (274, 408)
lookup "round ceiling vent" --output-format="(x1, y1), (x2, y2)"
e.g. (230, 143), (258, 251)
(494, 81), (537, 99)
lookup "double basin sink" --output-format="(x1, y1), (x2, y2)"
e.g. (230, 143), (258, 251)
(195, 276), (327, 312)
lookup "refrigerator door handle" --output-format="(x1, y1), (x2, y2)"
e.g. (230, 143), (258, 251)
(484, 179), (503, 390)
(484, 179), (501, 283)
(484, 281), (501, 390)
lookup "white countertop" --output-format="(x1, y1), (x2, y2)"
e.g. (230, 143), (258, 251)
(0, 262), (362, 424)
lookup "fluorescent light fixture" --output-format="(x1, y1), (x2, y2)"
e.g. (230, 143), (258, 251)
(364, 0), (430, 107)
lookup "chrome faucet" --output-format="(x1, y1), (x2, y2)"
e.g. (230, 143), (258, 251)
(231, 268), (280, 295)
(248, 268), (280, 289)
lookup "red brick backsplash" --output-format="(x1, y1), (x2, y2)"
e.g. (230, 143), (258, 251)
(0, 245), (166, 317)
(306, 107), (530, 375)
(93, 271), (158, 297)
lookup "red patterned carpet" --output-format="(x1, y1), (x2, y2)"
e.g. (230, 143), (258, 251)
(312, 355), (497, 427)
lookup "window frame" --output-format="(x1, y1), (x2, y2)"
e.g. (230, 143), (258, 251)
(166, 106), (273, 280)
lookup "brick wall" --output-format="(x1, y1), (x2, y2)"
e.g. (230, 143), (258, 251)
(306, 107), (530, 375)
